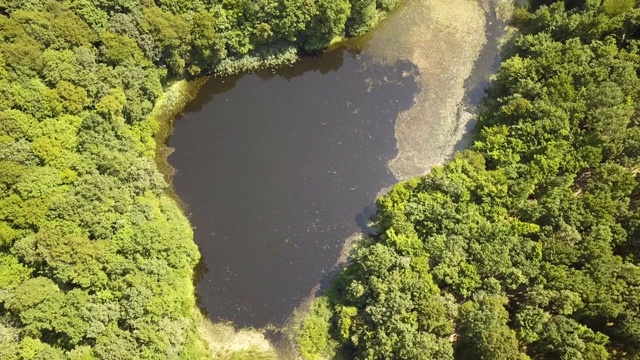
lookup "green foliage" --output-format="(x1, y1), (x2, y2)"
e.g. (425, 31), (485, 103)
(304, 2), (640, 360)
(101, 31), (142, 66)
(346, 0), (378, 36)
(213, 44), (299, 76)
(297, 297), (338, 360)
(303, 0), (351, 51)
(602, 0), (636, 16)
(456, 294), (528, 360)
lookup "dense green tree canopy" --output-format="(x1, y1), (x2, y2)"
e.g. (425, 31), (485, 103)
(298, 1), (640, 359)
(0, 0), (399, 358)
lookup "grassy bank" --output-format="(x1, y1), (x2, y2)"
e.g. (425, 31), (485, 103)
(146, 79), (209, 182)
(198, 320), (278, 360)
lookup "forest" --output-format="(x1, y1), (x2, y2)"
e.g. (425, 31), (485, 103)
(297, 1), (640, 359)
(0, 0), (397, 358)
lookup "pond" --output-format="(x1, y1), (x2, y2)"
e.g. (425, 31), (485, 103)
(168, 0), (507, 329)
(169, 49), (419, 327)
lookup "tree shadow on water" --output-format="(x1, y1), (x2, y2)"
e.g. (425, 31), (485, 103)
(193, 257), (211, 319)
(179, 47), (356, 115)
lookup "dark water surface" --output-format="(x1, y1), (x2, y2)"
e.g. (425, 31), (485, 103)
(168, 47), (420, 327)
